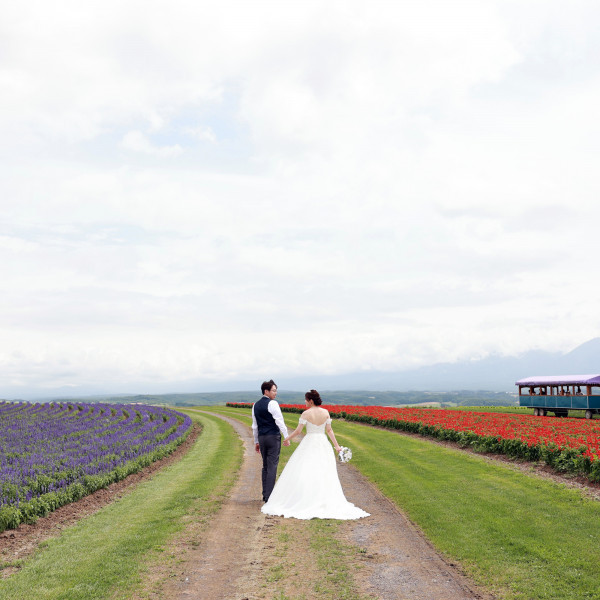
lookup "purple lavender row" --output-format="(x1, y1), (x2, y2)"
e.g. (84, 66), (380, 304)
(0, 402), (192, 507)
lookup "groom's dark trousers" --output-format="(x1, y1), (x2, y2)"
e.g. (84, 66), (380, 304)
(254, 394), (284, 501)
(258, 434), (281, 501)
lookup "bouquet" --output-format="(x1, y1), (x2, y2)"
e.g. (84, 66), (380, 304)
(338, 446), (352, 463)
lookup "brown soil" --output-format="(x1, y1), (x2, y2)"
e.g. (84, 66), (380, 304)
(0, 424), (200, 574)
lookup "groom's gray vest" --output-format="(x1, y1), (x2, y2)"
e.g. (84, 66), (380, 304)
(254, 396), (280, 436)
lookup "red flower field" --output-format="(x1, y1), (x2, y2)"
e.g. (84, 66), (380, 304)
(228, 402), (600, 480)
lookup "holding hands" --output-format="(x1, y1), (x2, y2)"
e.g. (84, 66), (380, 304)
(256, 440), (289, 454)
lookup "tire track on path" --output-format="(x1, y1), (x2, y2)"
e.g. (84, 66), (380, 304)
(164, 411), (266, 600)
(336, 464), (494, 599)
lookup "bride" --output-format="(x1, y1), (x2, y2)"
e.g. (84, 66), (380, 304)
(261, 389), (369, 520)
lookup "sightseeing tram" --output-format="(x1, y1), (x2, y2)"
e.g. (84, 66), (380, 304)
(515, 374), (600, 419)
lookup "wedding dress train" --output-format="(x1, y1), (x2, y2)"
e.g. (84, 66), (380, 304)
(261, 418), (370, 520)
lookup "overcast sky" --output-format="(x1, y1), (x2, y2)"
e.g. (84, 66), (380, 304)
(1, 0), (599, 397)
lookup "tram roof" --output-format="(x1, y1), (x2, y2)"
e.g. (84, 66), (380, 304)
(515, 374), (600, 386)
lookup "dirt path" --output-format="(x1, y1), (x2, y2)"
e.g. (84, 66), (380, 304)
(336, 464), (492, 600)
(159, 412), (494, 600)
(159, 413), (268, 599)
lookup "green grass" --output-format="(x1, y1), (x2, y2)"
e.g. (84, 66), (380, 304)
(261, 512), (367, 600)
(212, 405), (600, 600)
(308, 520), (369, 600)
(0, 411), (243, 600)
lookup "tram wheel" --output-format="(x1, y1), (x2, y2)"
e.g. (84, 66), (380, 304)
(533, 408), (539, 416)
(585, 410), (593, 420)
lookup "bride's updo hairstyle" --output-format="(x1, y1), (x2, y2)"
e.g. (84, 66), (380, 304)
(305, 389), (322, 405)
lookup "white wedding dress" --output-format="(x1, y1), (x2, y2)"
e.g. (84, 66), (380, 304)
(261, 418), (370, 520)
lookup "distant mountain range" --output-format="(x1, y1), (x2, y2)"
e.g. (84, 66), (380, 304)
(275, 337), (600, 393)
(6, 338), (600, 400)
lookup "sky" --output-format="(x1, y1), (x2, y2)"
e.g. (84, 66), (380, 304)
(1, 0), (600, 398)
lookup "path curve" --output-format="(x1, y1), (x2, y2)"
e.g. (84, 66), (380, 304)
(166, 411), (494, 600)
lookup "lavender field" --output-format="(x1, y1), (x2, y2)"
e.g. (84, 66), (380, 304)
(0, 401), (192, 532)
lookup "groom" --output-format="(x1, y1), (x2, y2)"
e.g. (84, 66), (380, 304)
(252, 379), (290, 502)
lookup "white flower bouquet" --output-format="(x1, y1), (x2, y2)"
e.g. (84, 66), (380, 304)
(338, 446), (352, 463)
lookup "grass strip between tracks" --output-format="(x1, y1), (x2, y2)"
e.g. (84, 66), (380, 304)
(214, 405), (600, 600)
(0, 410), (242, 600)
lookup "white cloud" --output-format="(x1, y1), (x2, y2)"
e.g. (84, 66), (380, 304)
(1, 0), (600, 396)
(120, 130), (184, 157)
(185, 126), (217, 143)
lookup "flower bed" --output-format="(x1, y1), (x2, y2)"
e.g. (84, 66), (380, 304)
(0, 402), (192, 532)
(226, 402), (600, 481)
